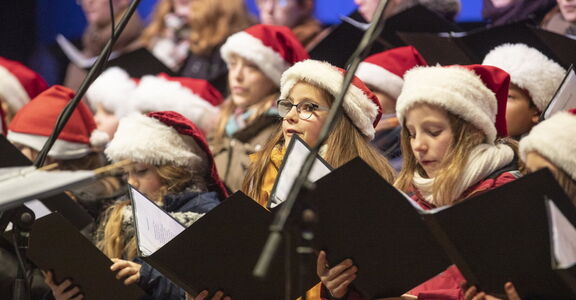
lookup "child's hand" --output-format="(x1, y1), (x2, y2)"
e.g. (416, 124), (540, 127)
(463, 281), (521, 300)
(110, 258), (142, 285)
(42, 270), (84, 300)
(189, 290), (232, 300)
(317, 250), (358, 299)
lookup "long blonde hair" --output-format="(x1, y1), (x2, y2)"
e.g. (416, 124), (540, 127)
(395, 109), (517, 206)
(140, 0), (253, 56)
(242, 87), (396, 206)
(97, 164), (205, 259)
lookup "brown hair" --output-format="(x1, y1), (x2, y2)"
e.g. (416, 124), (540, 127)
(242, 84), (396, 206)
(140, 0), (254, 56)
(555, 168), (576, 205)
(97, 163), (206, 259)
(395, 104), (517, 206)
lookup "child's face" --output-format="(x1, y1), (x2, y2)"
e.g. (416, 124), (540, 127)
(227, 54), (277, 109)
(405, 104), (454, 178)
(505, 85), (539, 137)
(523, 151), (559, 174)
(125, 162), (163, 201)
(281, 82), (331, 149)
(94, 103), (119, 140)
(257, 0), (307, 28)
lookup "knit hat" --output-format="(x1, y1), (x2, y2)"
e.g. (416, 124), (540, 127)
(397, 64), (510, 143)
(483, 43), (566, 111)
(280, 59), (382, 140)
(356, 46), (428, 99)
(86, 67), (137, 118)
(220, 24), (309, 85)
(105, 111), (228, 199)
(129, 74), (223, 134)
(0, 57), (48, 112)
(519, 108), (576, 181)
(7, 85), (109, 160)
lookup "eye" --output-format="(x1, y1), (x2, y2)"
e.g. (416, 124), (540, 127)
(134, 168), (148, 176)
(407, 130), (416, 139)
(300, 102), (317, 112)
(427, 129), (442, 137)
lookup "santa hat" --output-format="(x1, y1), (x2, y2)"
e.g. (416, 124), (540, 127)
(105, 111), (228, 199)
(129, 74), (223, 134)
(279, 59), (382, 140)
(85, 67), (137, 118)
(7, 85), (108, 160)
(397, 64), (510, 143)
(520, 108), (576, 181)
(220, 24), (309, 85)
(355, 46), (428, 99)
(0, 57), (48, 112)
(483, 43), (566, 111)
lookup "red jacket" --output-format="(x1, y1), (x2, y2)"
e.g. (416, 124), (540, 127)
(320, 170), (520, 300)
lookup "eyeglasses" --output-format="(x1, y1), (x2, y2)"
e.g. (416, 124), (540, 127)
(276, 99), (329, 120)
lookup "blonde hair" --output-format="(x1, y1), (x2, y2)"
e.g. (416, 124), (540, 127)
(395, 106), (517, 206)
(140, 0), (253, 56)
(97, 163), (207, 259)
(555, 168), (576, 205)
(242, 85), (396, 206)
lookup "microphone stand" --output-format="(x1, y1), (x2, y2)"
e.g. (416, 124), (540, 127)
(253, 1), (391, 299)
(33, 0), (142, 168)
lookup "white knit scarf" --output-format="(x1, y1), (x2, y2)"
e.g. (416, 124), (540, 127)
(412, 143), (515, 206)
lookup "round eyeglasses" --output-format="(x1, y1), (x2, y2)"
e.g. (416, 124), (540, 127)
(276, 99), (330, 120)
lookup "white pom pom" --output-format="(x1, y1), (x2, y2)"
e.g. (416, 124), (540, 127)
(90, 129), (110, 148)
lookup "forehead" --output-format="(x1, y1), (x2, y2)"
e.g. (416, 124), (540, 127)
(405, 103), (450, 125)
(287, 81), (331, 105)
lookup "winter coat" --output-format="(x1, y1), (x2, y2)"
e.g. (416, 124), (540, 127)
(541, 6), (576, 36)
(320, 167), (521, 300)
(482, 0), (556, 26)
(211, 114), (280, 193)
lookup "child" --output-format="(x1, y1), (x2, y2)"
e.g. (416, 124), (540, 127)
(319, 65), (520, 300)
(0, 56), (48, 124)
(44, 111), (227, 300)
(210, 24), (309, 192)
(355, 46), (428, 171)
(243, 59), (396, 207)
(483, 43), (565, 139)
(128, 73), (223, 135)
(520, 108), (576, 203)
(85, 66), (138, 142)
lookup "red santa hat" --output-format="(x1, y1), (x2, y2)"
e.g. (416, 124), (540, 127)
(220, 24), (309, 85)
(0, 57), (48, 112)
(520, 108), (576, 181)
(7, 85), (109, 159)
(0, 106), (5, 136)
(85, 67), (137, 118)
(483, 43), (566, 111)
(396, 64), (510, 143)
(105, 111), (228, 199)
(129, 74), (223, 134)
(279, 59), (382, 140)
(355, 46), (428, 99)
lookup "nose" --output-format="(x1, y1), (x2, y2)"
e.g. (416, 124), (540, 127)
(411, 134), (428, 153)
(284, 104), (299, 123)
(230, 63), (244, 82)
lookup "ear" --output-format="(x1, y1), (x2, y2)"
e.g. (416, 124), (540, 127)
(530, 107), (541, 125)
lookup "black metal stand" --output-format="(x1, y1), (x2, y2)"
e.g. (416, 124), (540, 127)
(253, 1), (391, 299)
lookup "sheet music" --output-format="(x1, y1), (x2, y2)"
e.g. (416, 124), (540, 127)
(543, 66), (576, 119)
(547, 199), (576, 269)
(56, 34), (119, 68)
(270, 137), (332, 208)
(130, 187), (185, 257)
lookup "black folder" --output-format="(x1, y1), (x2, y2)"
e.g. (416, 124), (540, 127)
(99, 47), (175, 78)
(430, 169), (576, 299)
(0, 135), (92, 229)
(27, 213), (146, 300)
(133, 191), (318, 300)
(305, 158), (452, 298)
(399, 22), (576, 67)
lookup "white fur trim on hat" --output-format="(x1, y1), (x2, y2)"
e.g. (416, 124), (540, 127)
(128, 76), (220, 134)
(86, 67), (137, 118)
(483, 43), (566, 111)
(105, 113), (201, 167)
(0, 66), (30, 112)
(397, 66), (498, 143)
(519, 111), (576, 181)
(7, 131), (91, 160)
(280, 60), (379, 140)
(220, 31), (290, 86)
(356, 62), (404, 99)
